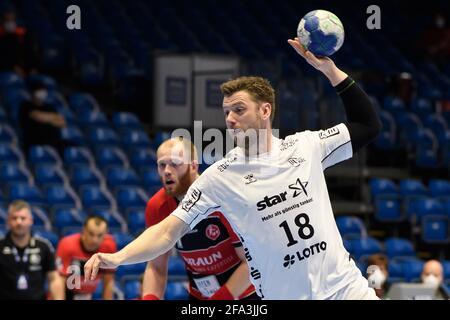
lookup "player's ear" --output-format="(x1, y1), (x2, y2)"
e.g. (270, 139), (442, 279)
(191, 159), (199, 172)
(261, 102), (272, 120)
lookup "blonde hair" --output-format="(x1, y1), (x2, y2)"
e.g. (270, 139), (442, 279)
(220, 76), (276, 123)
(8, 200), (31, 215)
(157, 136), (198, 163)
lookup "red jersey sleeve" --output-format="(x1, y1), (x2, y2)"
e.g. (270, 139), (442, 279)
(217, 212), (242, 247)
(145, 189), (175, 228)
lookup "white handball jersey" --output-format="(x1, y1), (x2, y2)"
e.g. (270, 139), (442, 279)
(172, 123), (367, 299)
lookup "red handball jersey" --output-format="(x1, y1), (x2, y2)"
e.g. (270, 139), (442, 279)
(56, 233), (117, 297)
(145, 188), (256, 299)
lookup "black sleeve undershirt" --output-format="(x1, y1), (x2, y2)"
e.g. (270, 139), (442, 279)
(334, 76), (382, 153)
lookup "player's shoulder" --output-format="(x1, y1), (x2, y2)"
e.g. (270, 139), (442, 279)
(58, 233), (80, 248)
(32, 236), (55, 252)
(147, 187), (170, 209)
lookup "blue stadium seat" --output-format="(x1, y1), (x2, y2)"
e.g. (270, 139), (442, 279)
(348, 237), (383, 263)
(388, 260), (405, 283)
(9, 183), (45, 206)
(53, 208), (85, 231)
(0, 163), (31, 184)
(142, 167), (160, 190)
(383, 96), (406, 115)
(112, 112), (142, 130)
(61, 126), (86, 146)
(129, 147), (157, 170)
(95, 147), (129, 168)
(79, 111), (110, 128)
(374, 197), (403, 222)
(384, 238), (416, 260)
(411, 97), (433, 119)
(164, 281), (188, 300)
(123, 279), (141, 299)
(28, 145), (61, 166)
(80, 186), (112, 209)
(168, 256), (187, 277)
(402, 258), (424, 282)
(0, 72), (25, 90)
(399, 179), (428, 198)
(34, 165), (65, 186)
(112, 231), (134, 251)
(369, 178), (398, 199)
(90, 208), (122, 229)
(116, 262), (146, 279)
(33, 230), (58, 248)
(0, 124), (18, 144)
(424, 114), (448, 142)
(442, 261), (450, 285)
(120, 129), (151, 149)
(0, 143), (23, 162)
(409, 198), (445, 225)
(396, 112), (423, 146)
(421, 215), (449, 243)
(152, 131), (172, 149)
(64, 147), (94, 166)
(428, 179), (450, 198)
(127, 208), (146, 235)
(31, 206), (51, 228)
(105, 167), (141, 188)
(69, 93), (100, 114)
(45, 184), (77, 208)
(88, 128), (120, 147)
(415, 146), (439, 169)
(116, 187), (148, 211)
(335, 216), (367, 239)
(70, 165), (102, 190)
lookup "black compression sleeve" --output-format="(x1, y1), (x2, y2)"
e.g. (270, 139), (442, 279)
(334, 76), (382, 152)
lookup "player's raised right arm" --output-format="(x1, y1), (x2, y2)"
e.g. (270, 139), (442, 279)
(84, 215), (189, 281)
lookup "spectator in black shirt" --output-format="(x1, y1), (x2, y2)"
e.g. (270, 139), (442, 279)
(0, 200), (64, 300)
(19, 82), (67, 155)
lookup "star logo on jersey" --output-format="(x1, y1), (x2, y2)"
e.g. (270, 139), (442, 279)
(205, 224), (220, 241)
(283, 254), (296, 269)
(288, 179), (308, 198)
(243, 173), (257, 184)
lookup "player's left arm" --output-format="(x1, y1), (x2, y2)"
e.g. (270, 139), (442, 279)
(102, 273), (115, 300)
(288, 37), (382, 152)
(209, 246), (251, 300)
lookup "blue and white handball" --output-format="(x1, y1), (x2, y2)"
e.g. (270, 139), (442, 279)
(297, 9), (344, 57)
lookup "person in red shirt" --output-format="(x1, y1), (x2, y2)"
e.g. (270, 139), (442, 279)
(142, 137), (258, 300)
(56, 215), (117, 300)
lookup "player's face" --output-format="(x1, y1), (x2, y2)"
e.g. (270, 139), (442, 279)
(7, 208), (33, 238)
(81, 220), (107, 252)
(223, 91), (271, 149)
(157, 145), (195, 197)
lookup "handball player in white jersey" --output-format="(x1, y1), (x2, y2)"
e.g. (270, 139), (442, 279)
(84, 38), (382, 300)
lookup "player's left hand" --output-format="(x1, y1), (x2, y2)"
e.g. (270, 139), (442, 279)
(287, 37), (336, 74)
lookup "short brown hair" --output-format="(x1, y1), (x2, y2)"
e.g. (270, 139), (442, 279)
(220, 76), (276, 123)
(8, 200), (31, 215)
(367, 253), (388, 269)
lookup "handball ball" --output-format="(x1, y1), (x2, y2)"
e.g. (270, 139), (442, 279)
(297, 9), (344, 57)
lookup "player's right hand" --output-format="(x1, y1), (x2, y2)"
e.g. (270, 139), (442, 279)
(84, 253), (119, 281)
